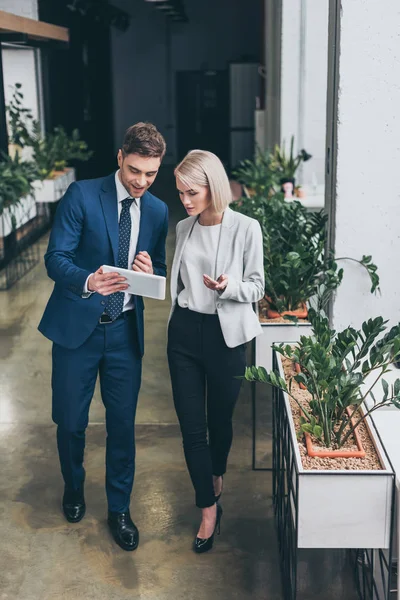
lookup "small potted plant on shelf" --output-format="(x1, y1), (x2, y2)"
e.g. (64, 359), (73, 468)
(30, 122), (92, 178)
(232, 147), (279, 199)
(6, 83), (92, 204)
(243, 308), (400, 549)
(270, 135), (312, 197)
(29, 122), (92, 204)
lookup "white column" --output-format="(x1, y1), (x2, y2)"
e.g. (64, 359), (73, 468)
(331, 0), (400, 331)
(280, 0), (329, 191)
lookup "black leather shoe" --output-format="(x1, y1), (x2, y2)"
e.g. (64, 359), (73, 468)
(62, 487), (86, 523)
(108, 510), (139, 551)
(194, 503), (223, 554)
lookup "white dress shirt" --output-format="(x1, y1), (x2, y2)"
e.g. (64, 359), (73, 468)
(83, 170), (141, 312)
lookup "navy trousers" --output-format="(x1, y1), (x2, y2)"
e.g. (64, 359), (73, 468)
(52, 311), (142, 513)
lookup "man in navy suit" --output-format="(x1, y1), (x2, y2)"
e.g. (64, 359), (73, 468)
(39, 122), (168, 551)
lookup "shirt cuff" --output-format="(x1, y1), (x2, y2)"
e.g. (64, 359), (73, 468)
(81, 274), (94, 298)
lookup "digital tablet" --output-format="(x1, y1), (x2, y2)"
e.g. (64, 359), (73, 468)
(102, 265), (166, 300)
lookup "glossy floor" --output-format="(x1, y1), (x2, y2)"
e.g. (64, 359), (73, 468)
(0, 171), (358, 599)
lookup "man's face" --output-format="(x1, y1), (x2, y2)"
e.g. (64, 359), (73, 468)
(117, 150), (161, 198)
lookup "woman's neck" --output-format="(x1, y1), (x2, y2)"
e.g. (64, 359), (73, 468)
(198, 209), (224, 226)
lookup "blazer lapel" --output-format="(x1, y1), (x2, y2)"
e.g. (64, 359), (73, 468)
(99, 174), (119, 264)
(171, 217), (196, 302)
(215, 207), (235, 278)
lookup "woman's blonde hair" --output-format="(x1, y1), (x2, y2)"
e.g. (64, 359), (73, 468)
(174, 150), (231, 213)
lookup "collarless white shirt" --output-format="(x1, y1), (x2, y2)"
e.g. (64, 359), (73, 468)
(178, 221), (222, 314)
(83, 170), (141, 312)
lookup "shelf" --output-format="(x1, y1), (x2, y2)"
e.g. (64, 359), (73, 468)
(0, 10), (68, 43)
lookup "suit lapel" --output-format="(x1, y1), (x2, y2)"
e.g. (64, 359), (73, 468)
(215, 207), (235, 278)
(99, 174), (119, 264)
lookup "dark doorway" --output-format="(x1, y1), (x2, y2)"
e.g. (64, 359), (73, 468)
(38, 0), (115, 178)
(176, 70), (229, 168)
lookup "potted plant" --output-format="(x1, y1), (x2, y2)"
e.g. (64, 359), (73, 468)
(244, 308), (399, 549)
(0, 153), (38, 259)
(6, 83), (92, 204)
(30, 123), (92, 204)
(232, 147), (279, 199)
(270, 135), (312, 193)
(260, 195), (379, 318)
(232, 191), (379, 372)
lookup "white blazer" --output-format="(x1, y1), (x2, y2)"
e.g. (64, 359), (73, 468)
(169, 207), (265, 348)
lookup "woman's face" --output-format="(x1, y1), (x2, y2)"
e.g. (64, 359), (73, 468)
(176, 177), (212, 216)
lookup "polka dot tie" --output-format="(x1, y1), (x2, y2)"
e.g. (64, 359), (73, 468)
(104, 197), (134, 320)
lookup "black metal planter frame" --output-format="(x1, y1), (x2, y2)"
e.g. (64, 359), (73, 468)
(0, 204), (51, 290)
(271, 351), (396, 600)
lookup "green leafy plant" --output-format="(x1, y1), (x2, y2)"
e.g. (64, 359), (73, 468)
(232, 148), (279, 197)
(270, 135), (312, 181)
(0, 153), (38, 229)
(5, 83), (34, 148)
(244, 308), (400, 449)
(237, 192), (379, 315)
(6, 83), (92, 180)
(29, 123), (93, 179)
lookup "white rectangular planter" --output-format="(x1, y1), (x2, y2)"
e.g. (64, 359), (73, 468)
(255, 314), (312, 371)
(0, 195), (37, 238)
(275, 349), (394, 549)
(33, 168), (75, 203)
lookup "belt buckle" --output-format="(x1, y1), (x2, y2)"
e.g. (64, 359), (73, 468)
(99, 314), (113, 324)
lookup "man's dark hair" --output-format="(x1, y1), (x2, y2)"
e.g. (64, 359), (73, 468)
(122, 122), (166, 159)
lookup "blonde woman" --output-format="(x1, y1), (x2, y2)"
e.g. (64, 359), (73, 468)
(167, 150), (264, 553)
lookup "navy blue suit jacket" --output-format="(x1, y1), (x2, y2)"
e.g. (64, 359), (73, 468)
(38, 173), (168, 355)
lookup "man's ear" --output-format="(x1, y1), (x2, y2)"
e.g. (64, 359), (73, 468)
(117, 149), (123, 168)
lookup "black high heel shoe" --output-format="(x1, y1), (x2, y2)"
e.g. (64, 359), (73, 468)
(194, 503), (223, 554)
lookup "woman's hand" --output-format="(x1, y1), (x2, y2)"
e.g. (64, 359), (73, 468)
(203, 274), (228, 292)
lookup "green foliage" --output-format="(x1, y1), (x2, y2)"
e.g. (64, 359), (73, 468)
(6, 83), (92, 180)
(270, 136), (312, 180)
(232, 148), (279, 197)
(233, 187), (379, 312)
(0, 153), (39, 228)
(29, 123), (93, 180)
(244, 309), (400, 449)
(5, 83), (35, 148)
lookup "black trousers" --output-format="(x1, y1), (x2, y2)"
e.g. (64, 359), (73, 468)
(167, 306), (246, 508)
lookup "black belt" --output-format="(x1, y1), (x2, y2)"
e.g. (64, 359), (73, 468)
(99, 310), (134, 324)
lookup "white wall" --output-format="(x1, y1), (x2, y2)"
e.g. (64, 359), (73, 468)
(280, 0), (328, 190)
(3, 48), (40, 123)
(110, 0), (261, 164)
(0, 0), (42, 159)
(0, 0), (38, 19)
(331, 0), (400, 332)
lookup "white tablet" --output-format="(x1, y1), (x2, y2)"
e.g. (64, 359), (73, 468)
(102, 265), (166, 300)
